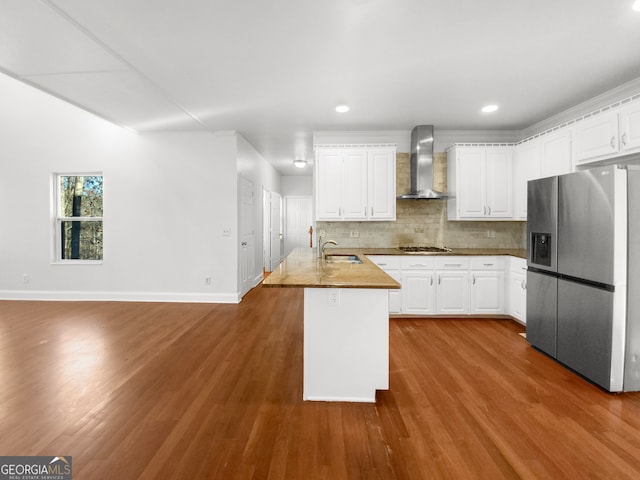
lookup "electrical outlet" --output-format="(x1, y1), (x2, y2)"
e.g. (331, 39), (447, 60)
(318, 229), (326, 237)
(327, 290), (340, 305)
(222, 228), (231, 237)
(204, 276), (212, 286)
(350, 230), (359, 238)
(22, 274), (30, 284)
(486, 230), (496, 238)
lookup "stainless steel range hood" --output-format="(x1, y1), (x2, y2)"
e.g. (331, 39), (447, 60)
(397, 125), (450, 200)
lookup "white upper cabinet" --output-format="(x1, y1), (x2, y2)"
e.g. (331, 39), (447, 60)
(540, 128), (572, 178)
(315, 150), (342, 219)
(447, 146), (513, 220)
(315, 146), (396, 221)
(367, 148), (396, 220)
(341, 150), (368, 219)
(572, 111), (619, 165)
(513, 140), (541, 220)
(618, 101), (640, 155)
(569, 99), (640, 165)
(485, 148), (513, 218)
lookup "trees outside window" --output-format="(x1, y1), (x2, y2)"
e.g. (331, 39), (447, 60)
(55, 174), (103, 261)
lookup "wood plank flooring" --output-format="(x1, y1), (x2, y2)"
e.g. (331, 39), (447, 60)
(1, 286), (640, 479)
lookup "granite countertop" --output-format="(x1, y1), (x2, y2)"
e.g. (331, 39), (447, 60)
(262, 248), (401, 289)
(262, 247), (527, 289)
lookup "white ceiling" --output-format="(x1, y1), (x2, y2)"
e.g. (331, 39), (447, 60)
(2, 0), (640, 175)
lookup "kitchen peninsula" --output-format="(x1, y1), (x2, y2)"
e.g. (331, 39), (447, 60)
(262, 248), (400, 403)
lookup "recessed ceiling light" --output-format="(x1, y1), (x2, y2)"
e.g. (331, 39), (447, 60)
(336, 105), (350, 113)
(482, 104), (499, 113)
(633, 0), (640, 11)
(293, 159), (307, 168)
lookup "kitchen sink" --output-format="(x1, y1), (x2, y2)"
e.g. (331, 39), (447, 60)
(324, 254), (363, 264)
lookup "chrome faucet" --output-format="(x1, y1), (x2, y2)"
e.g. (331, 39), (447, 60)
(321, 240), (338, 259)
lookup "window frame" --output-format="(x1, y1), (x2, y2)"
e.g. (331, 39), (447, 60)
(52, 172), (104, 264)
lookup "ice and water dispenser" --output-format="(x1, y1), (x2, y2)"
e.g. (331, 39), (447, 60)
(531, 233), (552, 267)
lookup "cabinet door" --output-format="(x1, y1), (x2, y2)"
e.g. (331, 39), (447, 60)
(509, 271), (526, 323)
(436, 271), (469, 314)
(573, 111), (619, 164)
(368, 149), (396, 220)
(341, 150), (368, 219)
(470, 271), (504, 314)
(513, 141), (541, 220)
(485, 148), (513, 218)
(456, 148), (486, 218)
(387, 270), (402, 314)
(315, 151), (342, 220)
(401, 271), (435, 314)
(540, 129), (572, 178)
(619, 101), (640, 154)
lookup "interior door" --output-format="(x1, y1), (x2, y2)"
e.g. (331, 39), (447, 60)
(270, 191), (282, 271)
(284, 195), (312, 257)
(239, 177), (255, 297)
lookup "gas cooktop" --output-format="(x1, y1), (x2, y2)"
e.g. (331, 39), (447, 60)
(398, 246), (452, 254)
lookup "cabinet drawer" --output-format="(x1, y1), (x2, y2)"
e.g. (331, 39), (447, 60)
(401, 256), (436, 270)
(435, 257), (469, 270)
(470, 256), (504, 270)
(367, 255), (401, 270)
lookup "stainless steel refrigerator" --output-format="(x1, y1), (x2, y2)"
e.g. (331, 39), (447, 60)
(527, 164), (640, 392)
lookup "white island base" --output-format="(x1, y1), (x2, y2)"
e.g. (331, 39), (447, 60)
(303, 287), (389, 402)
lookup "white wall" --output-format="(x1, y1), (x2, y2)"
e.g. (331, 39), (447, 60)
(237, 134), (281, 291)
(281, 176), (312, 196)
(0, 73), (240, 302)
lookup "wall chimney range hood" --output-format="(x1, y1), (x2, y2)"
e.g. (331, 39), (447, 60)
(397, 125), (450, 200)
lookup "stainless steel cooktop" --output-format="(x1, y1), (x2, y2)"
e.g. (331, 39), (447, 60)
(398, 246), (452, 254)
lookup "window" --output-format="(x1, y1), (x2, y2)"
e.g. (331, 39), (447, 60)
(55, 174), (103, 262)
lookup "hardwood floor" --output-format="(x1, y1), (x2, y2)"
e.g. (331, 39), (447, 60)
(2, 287), (640, 479)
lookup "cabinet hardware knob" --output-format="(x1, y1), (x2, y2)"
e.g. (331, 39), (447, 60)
(430, 276), (434, 286)
(622, 133), (628, 147)
(438, 275), (441, 285)
(611, 136), (616, 149)
(472, 275), (476, 285)
(371, 206), (374, 216)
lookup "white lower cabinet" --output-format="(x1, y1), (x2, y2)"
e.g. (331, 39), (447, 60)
(400, 256), (435, 314)
(401, 270), (435, 314)
(470, 272), (505, 314)
(436, 271), (469, 314)
(469, 257), (505, 314)
(367, 254), (521, 319)
(435, 257), (470, 314)
(508, 257), (527, 324)
(387, 270), (402, 314)
(367, 256), (403, 314)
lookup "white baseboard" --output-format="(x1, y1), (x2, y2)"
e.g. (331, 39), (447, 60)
(0, 289), (241, 304)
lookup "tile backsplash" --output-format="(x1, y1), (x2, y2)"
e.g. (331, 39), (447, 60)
(317, 152), (526, 249)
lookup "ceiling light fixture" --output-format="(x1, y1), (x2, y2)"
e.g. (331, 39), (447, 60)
(336, 105), (350, 113)
(633, 0), (640, 11)
(482, 104), (499, 113)
(293, 159), (307, 168)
